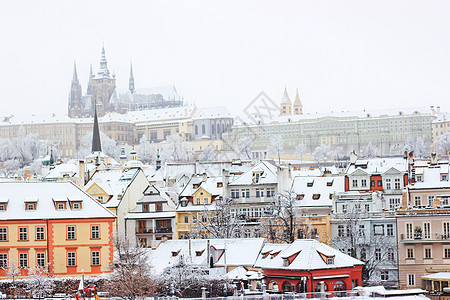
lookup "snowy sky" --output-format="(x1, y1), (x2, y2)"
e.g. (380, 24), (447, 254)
(1, 0), (450, 117)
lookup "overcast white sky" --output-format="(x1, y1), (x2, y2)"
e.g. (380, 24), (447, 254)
(0, 0), (449, 117)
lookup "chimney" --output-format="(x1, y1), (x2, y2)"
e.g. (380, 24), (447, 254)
(222, 169), (230, 187)
(437, 106), (441, 115)
(350, 150), (358, 164)
(431, 152), (437, 165)
(78, 160), (86, 187)
(202, 173), (207, 182)
(430, 106), (435, 115)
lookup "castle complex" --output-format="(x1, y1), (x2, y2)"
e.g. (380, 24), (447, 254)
(68, 46), (183, 118)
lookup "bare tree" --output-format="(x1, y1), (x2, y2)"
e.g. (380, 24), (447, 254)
(105, 237), (155, 300)
(188, 197), (244, 239)
(235, 136), (253, 160)
(3, 260), (20, 299)
(198, 146), (217, 162)
(435, 132), (450, 156)
(27, 265), (53, 300)
(268, 134), (284, 164)
(332, 210), (397, 285)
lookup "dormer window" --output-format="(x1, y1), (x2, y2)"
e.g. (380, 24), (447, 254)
(416, 175), (423, 182)
(193, 184), (199, 189)
(283, 258), (290, 267)
(297, 194), (304, 200)
(252, 172), (263, 183)
(70, 201), (82, 210)
(313, 194), (321, 200)
(0, 204), (6, 211)
(25, 203), (36, 211)
(142, 204), (149, 212)
(327, 257), (334, 264)
(217, 182), (223, 187)
(307, 181), (314, 187)
(327, 181), (333, 187)
(172, 250), (181, 257)
(441, 174), (448, 181)
(195, 249), (205, 256)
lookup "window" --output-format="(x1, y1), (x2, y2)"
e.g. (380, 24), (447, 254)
(155, 203), (162, 212)
(352, 179), (358, 187)
(36, 253), (45, 267)
(342, 204), (347, 213)
(377, 180), (382, 186)
(385, 179), (391, 190)
(196, 198), (200, 205)
(386, 224), (394, 236)
(389, 198), (401, 210)
(19, 253), (28, 268)
(56, 202), (66, 210)
(91, 225), (100, 239)
(0, 228), (7, 241)
(338, 225), (345, 237)
(0, 253), (7, 268)
(445, 248), (450, 258)
(428, 196), (435, 207)
(359, 225), (365, 237)
(381, 270), (389, 281)
(184, 216), (189, 223)
(407, 248), (414, 259)
(67, 226), (76, 240)
(0, 204), (5, 211)
(26, 203), (36, 211)
(444, 222), (450, 239)
(67, 252), (76, 266)
(142, 204), (149, 212)
(19, 227), (28, 241)
(370, 180), (375, 187)
(414, 196), (422, 206)
(387, 248), (395, 261)
(375, 248), (381, 260)
(312, 194), (320, 200)
(92, 251), (100, 266)
(36, 227), (45, 240)
(406, 223), (413, 239)
(256, 188), (264, 198)
(408, 274), (415, 286)
(365, 204), (370, 212)
(266, 188), (275, 197)
(327, 257), (334, 264)
(71, 202), (82, 210)
(241, 189), (249, 198)
(231, 189), (239, 199)
(442, 174), (448, 181)
(416, 175), (423, 182)
(425, 248), (432, 259)
(424, 223), (431, 239)
(361, 179), (367, 187)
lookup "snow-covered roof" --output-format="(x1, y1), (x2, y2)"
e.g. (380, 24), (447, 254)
(0, 182), (115, 220)
(431, 113), (450, 123)
(192, 107), (232, 120)
(421, 272), (450, 280)
(346, 157), (408, 175)
(83, 168), (141, 208)
(410, 165), (450, 189)
(290, 176), (344, 207)
(179, 175), (224, 198)
(259, 239), (363, 271)
(147, 238), (265, 275)
(226, 266), (263, 280)
(290, 166), (340, 177)
(229, 161), (278, 186)
(42, 162), (97, 181)
(134, 85), (179, 99)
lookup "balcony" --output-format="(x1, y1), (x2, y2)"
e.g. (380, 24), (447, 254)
(400, 233), (450, 242)
(136, 227), (172, 234)
(155, 227), (172, 233)
(136, 228), (153, 234)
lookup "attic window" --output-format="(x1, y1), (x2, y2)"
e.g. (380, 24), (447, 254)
(327, 181), (333, 186)
(172, 250), (181, 257)
(297, 194), (305, 200)
(261, 251), (271, 259)
(270, 250), (281, 259)
(195, 249), (205, 256)
(313, 194), (321, 200)
(70, 201), (82, 210)
(327, 257), (334, 264)
(252, 172), (263, 183)
(416, 175), (423, 182)
(329, 194), (333, 200)
(283, 258), (290, 267)
(193, 184), (199, 189)
(282, 251), (301, 267)
(217, 182), (223, 187)
(441, 174), (448, 181)
(307, 181), (314, 187)
(25, 203), (36, 211)
(0, 204), (6, 211)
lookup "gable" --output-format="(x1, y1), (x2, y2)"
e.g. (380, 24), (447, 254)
(382, 167), (402, 176)
(86, 183), (109, 197)
(350, 169), (369, 177)
(193, 187), (212, 198)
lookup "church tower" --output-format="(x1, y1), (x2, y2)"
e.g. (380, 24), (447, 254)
(129, 62), (135, 94)
(293, 89), (303, 115)
(87, 64), (93, 96)
(280, 87), (292, 116)
(68, 61), (83, 118)
(90, 44), (116, 117)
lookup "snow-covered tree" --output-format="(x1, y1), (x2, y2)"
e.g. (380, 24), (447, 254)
(403, 136), (429, 158)
(312, 144), (331, 163)
(27, 265), (53, 299)
(77, 131), (120, 159)
(3, 260), (20, 298)
(435, 132), (450, 156)
(188, 197), (244, 239)
(333, 146), (345, 161)
(198, 146), (217, 162)
(268, 134), (284, 164)
(364, 142), (377, 158)
(106, 237), (154, 300)
(332, 210), (397, 285)
(235, 136), (253, 160)
(136, 135), (156, 164)
(295, 143), (307, 162)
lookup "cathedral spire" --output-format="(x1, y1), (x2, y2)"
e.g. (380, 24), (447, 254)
(129, 62), (135, 94)
(97, 43), (110, 78)
(280, 87), (291, 104)
(92, 103), (102, 153)
(293, 88), (303, 115)
(72, 61), (79, 83)
(87, 64), (93, 95)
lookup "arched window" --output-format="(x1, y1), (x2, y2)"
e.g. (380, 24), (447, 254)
(217, 124), (221, 134)
(315, 282), (328, 298)
(268, 280), (278, 291)
(202, 124), (205, 135)
(282, 281), (292, 293)
(195, 125), (198, 135)
(211, 124), (215, 134)
(334, 280), (346, 297)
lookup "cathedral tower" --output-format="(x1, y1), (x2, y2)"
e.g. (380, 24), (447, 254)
(280, 87), (292, 116)
(129, 62), (135, 94)
(293, 89), (303, 115)
(68, 61), (83, 118)
(90, 45), (116, 117)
